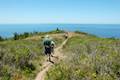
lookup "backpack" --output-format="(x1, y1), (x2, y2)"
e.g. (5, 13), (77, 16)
(44, 40), (51, 46)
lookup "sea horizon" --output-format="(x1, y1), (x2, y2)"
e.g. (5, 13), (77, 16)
(0, 24), (120, 38)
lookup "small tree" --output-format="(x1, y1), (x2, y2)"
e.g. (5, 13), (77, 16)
(33, 31), (38, 35)
(56, 27), (60, 31)
(14, 32), (19, 40)
(24, 32), (29, 38)
(0, 36), (4, 41)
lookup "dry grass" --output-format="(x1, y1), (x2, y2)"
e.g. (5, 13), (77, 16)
(45, 35), (120, 80)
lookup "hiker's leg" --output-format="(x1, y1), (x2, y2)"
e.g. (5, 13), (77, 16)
(51, 48), (54, 57)
(48, 54), (51, 61)
(51, 47), (54, 56)
(53, 47), (55, 54)
(45, 47), (48, 55)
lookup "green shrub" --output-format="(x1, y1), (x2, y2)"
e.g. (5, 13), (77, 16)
(0, 32), (65, 80)
(0, 36), (4, 41)
(45, 36), (120, 80)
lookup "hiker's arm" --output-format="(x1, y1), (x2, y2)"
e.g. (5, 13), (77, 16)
(54, 42), (56, 48)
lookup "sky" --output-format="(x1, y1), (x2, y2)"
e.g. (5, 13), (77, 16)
(0, 0), (120, 24)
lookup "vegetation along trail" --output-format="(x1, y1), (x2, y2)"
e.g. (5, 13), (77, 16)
(35, 32), (72, 80)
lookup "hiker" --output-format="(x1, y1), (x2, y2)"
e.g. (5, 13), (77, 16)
(43, 35), (56, 61)
(51, 41), (55, 54)
(64, 32), (68, 39)
(43, 35), (52, 61)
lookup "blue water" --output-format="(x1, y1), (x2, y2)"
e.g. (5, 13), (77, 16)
(0, 24), (120, 38)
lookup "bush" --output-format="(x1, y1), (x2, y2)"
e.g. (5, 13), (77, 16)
(0, 36), (4, 41)
(13, 32), (19, 40)
(45, 36), (120, 80)
(0, 32), (65, 80)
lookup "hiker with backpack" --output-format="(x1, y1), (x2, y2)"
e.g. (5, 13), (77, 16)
(43, 35), (55, 61)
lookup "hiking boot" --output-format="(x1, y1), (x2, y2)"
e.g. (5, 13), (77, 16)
(51, 54), (54, 57)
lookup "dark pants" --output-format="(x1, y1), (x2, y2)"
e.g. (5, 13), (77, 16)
(45, 46), (51, 55)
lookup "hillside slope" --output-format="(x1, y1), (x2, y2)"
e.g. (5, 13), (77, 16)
(1, 31), (120, 80)
(0, 32), (65, 80)
(45, 33), (120, 80)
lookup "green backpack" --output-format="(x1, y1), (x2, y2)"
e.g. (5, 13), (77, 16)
(44, 40), (51, 46)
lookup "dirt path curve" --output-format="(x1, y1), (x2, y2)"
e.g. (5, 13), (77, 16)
(35, 32), (73, 80)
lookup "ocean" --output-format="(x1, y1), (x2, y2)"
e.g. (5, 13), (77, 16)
(0, 24), (120, 38)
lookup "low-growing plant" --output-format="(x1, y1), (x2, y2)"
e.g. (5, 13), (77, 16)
(0, 31), (65, 80)
(45, 35), (120, 80)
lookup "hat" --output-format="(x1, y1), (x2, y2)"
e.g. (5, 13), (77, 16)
(45, 35), (49, 38)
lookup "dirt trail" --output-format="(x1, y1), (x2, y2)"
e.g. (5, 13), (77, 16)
(35, 33), (72, 80)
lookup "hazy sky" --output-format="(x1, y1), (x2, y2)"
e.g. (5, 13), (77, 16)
(0, 0), (120, 24)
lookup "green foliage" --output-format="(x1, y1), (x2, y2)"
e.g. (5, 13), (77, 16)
(45, 35), (120, 80)
(13, 32), (31, 40)
(75, 30), (88, 35)
(0, 39), (43, 80)
(0, 32), (65, 80)
(0, 36), (4, 41)
(75, 30), (97, 37)
(46, 29), (65, 34)
(12, 30), (64, 40)
(13, 32), (19, 40)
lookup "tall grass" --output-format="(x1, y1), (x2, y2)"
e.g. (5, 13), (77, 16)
(0, 32), (65, 80)
(45, 35), (120, 80)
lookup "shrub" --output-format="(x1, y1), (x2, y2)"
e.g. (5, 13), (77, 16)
(0, 36), (4, 41)
(45, 36), (120, 80)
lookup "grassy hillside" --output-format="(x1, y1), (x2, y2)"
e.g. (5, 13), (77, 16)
(45, 33), (120, 80)
(0, 32), (65, 80)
